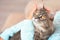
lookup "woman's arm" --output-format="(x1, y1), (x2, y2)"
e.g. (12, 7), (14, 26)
(0, 13), (24, 40)
(0, 13), (24, 33)
(0, 1), (36, 40)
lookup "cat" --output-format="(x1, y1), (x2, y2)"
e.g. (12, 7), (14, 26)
(9, 7), (54, 40)
(33, 7), (55, 40)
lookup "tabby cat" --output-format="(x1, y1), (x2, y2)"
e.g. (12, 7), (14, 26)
(33, 7), (54, 40)
(9, 7), (54, 40)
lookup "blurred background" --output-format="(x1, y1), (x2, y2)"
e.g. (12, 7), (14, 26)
(0, 0), (30, 32)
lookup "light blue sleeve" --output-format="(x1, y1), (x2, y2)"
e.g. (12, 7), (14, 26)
(48, 11), (60, 40)
(21, 20), (34, 40)
(0, 20), (24, 40)
(0, 19), (34, 40)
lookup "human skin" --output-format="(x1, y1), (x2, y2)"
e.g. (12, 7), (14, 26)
(0, 37), (3, 40)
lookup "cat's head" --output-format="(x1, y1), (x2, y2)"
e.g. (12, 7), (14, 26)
(33, 7), (48, 21)
(32, 7), (50, 31)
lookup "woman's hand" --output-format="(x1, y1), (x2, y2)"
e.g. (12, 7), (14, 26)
(25, 1), (36, 19)
(0, 37), (3, 40)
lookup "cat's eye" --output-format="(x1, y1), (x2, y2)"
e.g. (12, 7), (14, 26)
(42, 16), (46, 19)
(42, 16), (45, 19)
